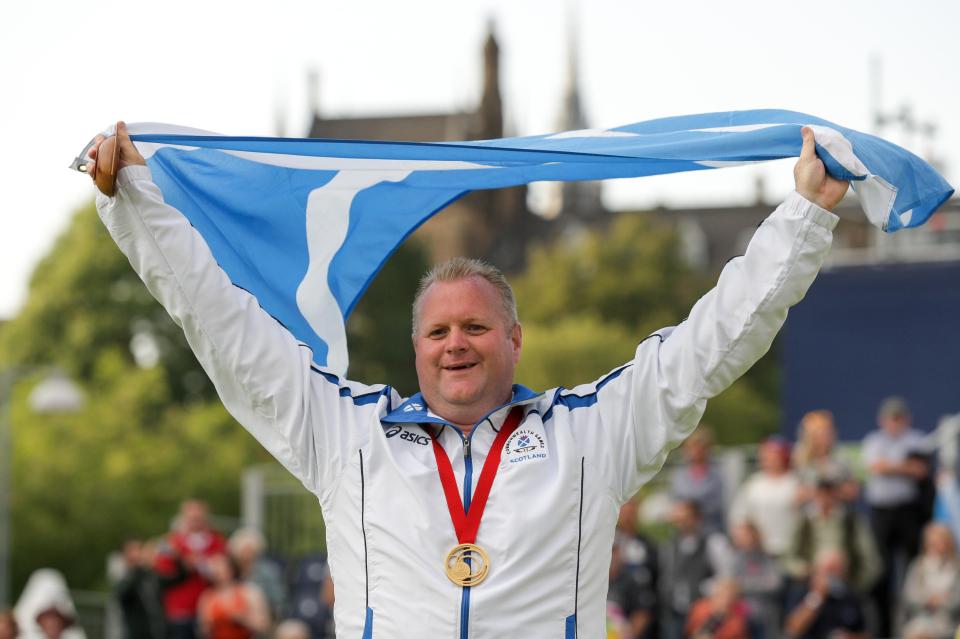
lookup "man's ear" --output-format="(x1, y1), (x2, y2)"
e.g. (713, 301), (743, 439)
(511, 322), (523, 363)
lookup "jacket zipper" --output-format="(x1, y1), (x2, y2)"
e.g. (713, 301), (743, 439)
(460, 433), (473, 639)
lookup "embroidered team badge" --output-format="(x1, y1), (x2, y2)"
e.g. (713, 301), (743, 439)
(504, 428), (548, 464)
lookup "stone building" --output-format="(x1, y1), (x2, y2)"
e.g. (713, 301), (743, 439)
(306, 24), (960, 276)
(306, 26), (543, 273)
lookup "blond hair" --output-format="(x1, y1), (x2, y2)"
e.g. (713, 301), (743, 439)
(411, 257), (518, 335)
(793, 410), (835, 468)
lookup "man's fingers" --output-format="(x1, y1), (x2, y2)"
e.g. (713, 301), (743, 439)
(114, 120), (147, 167)
(87, 134), (106, 161)
(800, 126), (815, 161)
(117, 121), (136, 153)
(85, 133), (108, 179)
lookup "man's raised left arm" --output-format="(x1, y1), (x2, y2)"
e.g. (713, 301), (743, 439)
(596, 128), (847, 501)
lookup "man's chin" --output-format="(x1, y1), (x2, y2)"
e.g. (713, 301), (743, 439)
(440, 386), (481, 406)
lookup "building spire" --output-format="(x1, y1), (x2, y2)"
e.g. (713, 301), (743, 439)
(306, 67), (321, 119)
(546, 7), (604, 225)
(560, 6), (587, 132)
(473, 19), (503, 140)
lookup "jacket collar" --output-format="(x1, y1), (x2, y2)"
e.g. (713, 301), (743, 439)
(381, 384), (543, 427)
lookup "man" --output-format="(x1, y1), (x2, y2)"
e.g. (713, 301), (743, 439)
(608, 498), (658, 639)
(669, 428), (726, 534)
(862, 396), (929, 637)
(659, 500), (732, 639)
(153, 500), (226, 639)
(684, 577), (754, 639)
(114, 539), (166, 639)
(783, 471), (881, 599)
(783, 549), (868, 639)
(87, 122), (846, 638)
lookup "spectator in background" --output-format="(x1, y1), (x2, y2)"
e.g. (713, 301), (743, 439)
(608, 521), (658, 638)
(197, 554), (270, 639)
(114, 539), (168, 639)
(863, 396), (929, 637)
(783, 472), (880, 599)
(684, 577), (753, 639)
(13, 569), (85, 639)
(271, 620), (309, 639)
(607, 544), (639, 639)
(288, 555), (333, 639)
(229, 529), (288, 621)
(729, 437), (800, 558)
(660, 500), (732, 639)
(670, 428), (726, 534)
(0, 611), (18, 639)
(929, 412), (960, 544)
(155, 500), (227, 639)
(611, 497), (658, 638)
(33, 608), (73, 639)
(793, 410), (858, 505)
(729, 521), (782, 638)
(783, 549), (867, 639)
(900, 523), (960, 639)
(615, 497), (658, 575)
(320, 572), (335, 639)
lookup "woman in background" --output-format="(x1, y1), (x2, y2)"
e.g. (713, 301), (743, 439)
(197, 554), (270, 639)
(793, 410), (859, 505)
(900, 523), (960, 639)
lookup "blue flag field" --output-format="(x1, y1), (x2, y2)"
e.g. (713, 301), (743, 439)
(78, 109), (953, 374)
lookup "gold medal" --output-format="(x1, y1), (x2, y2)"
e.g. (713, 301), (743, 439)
(444, 543), (490, 587)
(431, 407), (523, 589)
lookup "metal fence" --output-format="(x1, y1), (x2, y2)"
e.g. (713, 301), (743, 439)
(72, 589), (114, 639)
(242, 463), (327, 559)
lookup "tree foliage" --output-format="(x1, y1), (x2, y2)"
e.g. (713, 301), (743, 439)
(0, 204), (214, 404)
(512, 213), (781, 444)
(344, 241), (428, 396)
(0, 200), (427, 595)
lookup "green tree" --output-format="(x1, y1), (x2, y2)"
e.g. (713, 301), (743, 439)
(345, 240), (429, 396)
(0, 200), (427, 594)
(512, 213), (780, 444)
(0, 204), (214, 404)
(0, 204), (268, 593)
(515, 215), (706, 335)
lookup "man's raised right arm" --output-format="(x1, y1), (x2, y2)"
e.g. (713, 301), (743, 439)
(89, 123), (370, 499)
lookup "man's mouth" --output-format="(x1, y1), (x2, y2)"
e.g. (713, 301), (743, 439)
(443, 362), (478, 371)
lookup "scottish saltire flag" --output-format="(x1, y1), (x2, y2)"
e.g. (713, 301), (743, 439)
(80, 109), (953, 374)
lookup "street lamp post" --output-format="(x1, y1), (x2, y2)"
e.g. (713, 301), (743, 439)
(0, 369), (14, 610)
(0, 369), (84, 608)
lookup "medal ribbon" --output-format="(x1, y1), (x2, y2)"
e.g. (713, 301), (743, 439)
(430, 406), (524, 544)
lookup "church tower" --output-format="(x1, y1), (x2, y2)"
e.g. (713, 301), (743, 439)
(545, 19), (605, 227)
(473, 22), (503, 141)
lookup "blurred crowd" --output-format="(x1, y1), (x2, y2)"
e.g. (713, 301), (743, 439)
(2, 396), (960, 639)
(1, 499), (333, 639)
(608, 397), (960, 639)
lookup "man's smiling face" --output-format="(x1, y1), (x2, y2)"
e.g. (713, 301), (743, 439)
(413, 275), (522, 429)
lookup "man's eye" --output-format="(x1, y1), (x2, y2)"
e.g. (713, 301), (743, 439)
(466, 324), (487, 334)
(428, 328), (447, 338)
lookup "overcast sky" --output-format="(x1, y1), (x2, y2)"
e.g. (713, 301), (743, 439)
(2, 0), (957, 318)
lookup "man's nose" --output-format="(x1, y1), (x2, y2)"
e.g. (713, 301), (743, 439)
(445, 327), (468, 352)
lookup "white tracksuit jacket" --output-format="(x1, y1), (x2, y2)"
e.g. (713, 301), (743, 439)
(97, 165), (837, 638)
